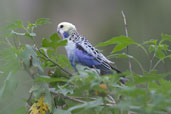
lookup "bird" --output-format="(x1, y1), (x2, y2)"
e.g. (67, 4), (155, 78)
(57, 22), (125, 83)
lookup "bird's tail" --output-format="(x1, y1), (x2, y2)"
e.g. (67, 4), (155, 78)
(110, 66), (127, 84)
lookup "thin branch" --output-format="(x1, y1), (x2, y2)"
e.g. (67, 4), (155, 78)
(151, 59), (162, 71)
(50, 88), (86, 103)
(121, 10), (134, 82)
(66, 96), (87, 104)
(71, 96), (97, 100)
(149, 44), (157, 71)
(50, 88), (114, 106)
(121, 11), (129, 37)
(37, 48), (73, 76)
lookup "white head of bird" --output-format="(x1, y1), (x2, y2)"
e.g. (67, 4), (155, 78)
(57, 22), (77, 39)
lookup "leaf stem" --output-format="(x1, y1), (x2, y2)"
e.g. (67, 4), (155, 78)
(37, 48), (73, 76)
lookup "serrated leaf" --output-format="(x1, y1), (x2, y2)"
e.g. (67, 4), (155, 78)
(97, 36), (136, 47)
(97, 36), (137, 53)
(50, 33), (60, 41)
(53, 109), (71, 114)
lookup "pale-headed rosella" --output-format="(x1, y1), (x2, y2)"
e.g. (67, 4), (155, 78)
(57, 22), (125, 83)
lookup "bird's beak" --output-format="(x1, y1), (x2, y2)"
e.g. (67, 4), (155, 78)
(57, 27), (60, 34)
(57, 28), (63, 39)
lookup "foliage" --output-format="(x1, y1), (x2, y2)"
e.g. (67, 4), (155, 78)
(0, 18), (170, 114)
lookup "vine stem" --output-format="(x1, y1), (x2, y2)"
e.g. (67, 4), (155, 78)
(121, 10), (134, 82)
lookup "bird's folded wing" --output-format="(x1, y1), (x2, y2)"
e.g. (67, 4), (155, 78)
(75, 43), (112, 71)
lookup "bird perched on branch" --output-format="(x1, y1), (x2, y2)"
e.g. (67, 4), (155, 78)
(57, 22), (125, 83)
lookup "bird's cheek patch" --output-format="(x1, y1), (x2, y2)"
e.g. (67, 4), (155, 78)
(63, 32), (69, 38)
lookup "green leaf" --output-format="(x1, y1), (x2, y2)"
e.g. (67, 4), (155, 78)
(50, 33), (60, 42)
(53, 109), (71, 114)
(132, 72), (171, 85)
(143, 40), (157, 45)
(21, 44), (43, 73)
(57, 86), (74, 96)
(148, 45), (156, 53)
(112, 43), (129, 53)
(156, 49), (165, 59)
(158, 44), (169, 51)
(42, 38), (51, 47)
(56, 54), (72, 69)
(97, 36), (137, 53)
(97, 36), (136, 47)
(44, 91), (54, 112)
(35, 76), (68, 83)
(5, 20), (24, 30)
(55, 40), (67, 47)
(30, 82), (49, 98)
(149, 79), (171, 98)
(68, 98), (103, 112)
(35, 18), (50, 26)
(42, 37), (67, 49)
(161, 33), (171, 43)
(25, 32), (35, 39)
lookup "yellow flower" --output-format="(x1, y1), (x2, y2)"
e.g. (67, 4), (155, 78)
(29, 96), (49, 114)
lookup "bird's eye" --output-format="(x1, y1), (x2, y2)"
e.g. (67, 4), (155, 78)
(60, 25), (64, 28)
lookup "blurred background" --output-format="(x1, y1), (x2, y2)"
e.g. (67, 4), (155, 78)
(0, 0), (171, 113)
